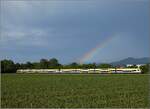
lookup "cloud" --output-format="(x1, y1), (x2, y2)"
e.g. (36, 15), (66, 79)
(0, 0), (149, 63)
(0, 27), (49, 47)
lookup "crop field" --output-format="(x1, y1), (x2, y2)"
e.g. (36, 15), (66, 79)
(1, 74), (150, 108)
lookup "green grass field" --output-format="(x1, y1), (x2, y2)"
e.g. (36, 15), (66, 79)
(1, 74), (150, 108)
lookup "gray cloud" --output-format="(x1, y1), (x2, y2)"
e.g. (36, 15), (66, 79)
(0, 0), (149, 63)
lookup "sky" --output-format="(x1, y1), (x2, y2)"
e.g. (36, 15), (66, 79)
(0, 0), (150, 64)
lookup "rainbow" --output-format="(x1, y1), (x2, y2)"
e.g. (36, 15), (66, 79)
(78, 34), (118, 64)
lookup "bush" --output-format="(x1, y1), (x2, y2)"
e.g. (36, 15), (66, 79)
(1, 59), (17, 73)
(140, 64), (149, 74)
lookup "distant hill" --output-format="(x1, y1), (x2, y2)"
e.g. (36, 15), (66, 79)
(110, 57), (150, 66)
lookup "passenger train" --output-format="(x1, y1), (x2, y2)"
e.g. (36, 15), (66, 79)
(17, 68), (141, 74)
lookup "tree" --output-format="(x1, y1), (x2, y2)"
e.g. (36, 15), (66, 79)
(69, 62), (79, 69)
(80, 64), (90, 69)
(140, 64), (149, 74)
(48, 58), (60, 68)
(15, 63), (21, 70)
(1, 59), (16, 73)
(32, 62), (41, 69)
(20, 63), (27, 69)
(90, 63), (96, 69)
(40, 59), (49, 69)
(98, 63), (112, 68)
(26, 62), (33, 69)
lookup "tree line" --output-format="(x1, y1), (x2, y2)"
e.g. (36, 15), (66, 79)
(1, 58), (112, 73)
(1, 58), (149, 73)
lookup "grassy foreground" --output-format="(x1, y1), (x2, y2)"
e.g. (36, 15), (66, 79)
(1, 74), (149, 108)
